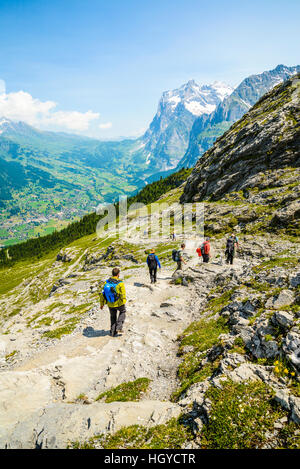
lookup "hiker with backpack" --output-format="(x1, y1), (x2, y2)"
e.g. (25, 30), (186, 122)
(146, 248), (161, 284)
(172, 243), (187, 271)
(225, 233), (238, 265)
(196, 237), (211, 263)
(234, 234), (239, 250)
(100, 267), (126, 337)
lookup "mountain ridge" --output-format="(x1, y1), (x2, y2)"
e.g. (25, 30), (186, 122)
(178, 64), (300, 168)
(181, 73), (300, 238)
(140, 80), (233, 171)
(1, 64), (299, 246)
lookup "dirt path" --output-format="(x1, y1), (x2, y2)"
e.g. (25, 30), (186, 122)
(13, 253), (196, 401)
(1, 239), (248, 447)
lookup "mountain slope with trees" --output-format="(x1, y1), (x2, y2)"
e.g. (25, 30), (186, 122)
(0, 167), (192, 267)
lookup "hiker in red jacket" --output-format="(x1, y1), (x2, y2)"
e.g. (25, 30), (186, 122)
(196, 237), (211, 263)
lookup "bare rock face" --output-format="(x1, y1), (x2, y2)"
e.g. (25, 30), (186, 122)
(181, 75), (300, 235)
(271, 200), (300, 227)
(0, 371), (52, 439)
(1, 401), (181, 449)
(266, 290), (295, 310)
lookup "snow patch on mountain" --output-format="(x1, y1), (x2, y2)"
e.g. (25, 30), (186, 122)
(0, 118), (14, 135)
(160, 79), (233, 117)
(185, 101), (216, 116)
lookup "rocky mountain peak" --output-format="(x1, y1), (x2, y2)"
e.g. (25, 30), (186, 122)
(178, 64), (300, 169)
(181, 73), (300, 234)
(159, 79), (233, 117)
(0, 117), (16, 134)
(0, 117), (41, 138)
(141, 79), (233, 171)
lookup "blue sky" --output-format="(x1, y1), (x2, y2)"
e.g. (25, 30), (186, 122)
(0, 0), (299, 138)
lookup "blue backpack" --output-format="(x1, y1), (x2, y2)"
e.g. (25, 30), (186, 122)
(103, 279), (121, 303)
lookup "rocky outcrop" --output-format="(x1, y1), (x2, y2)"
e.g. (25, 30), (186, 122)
(181, 74), (300, 205)
(180, 75), (300, 239)
(173, 257), (300, 448)
(56, 252), (72, 263)
(179, 64), (300, 169)
(83, 244), (139, 271)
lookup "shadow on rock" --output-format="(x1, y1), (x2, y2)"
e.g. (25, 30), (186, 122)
(83, 327), (110, 338)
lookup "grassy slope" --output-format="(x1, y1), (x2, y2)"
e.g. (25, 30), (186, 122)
(0, 133), (148, 245)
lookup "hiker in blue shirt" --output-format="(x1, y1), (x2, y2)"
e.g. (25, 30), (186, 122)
(146, 248), (161, 284)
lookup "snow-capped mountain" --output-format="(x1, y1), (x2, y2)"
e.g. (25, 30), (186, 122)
(140, 80), (233, 171)
(0, 117), (20, 135)
(178, 64), (300, 169)
(0, 117), (48, 138)
(159, 80), (233, 117)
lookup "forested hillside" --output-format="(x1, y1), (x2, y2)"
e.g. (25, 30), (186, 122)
(0, 167), (192, 267)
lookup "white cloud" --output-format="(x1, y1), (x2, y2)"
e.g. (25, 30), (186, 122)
(47, 110), (100, 131)
(0, 79), (101, 133)
(99, 122), (112, 130)
(0, 90), (56, 124)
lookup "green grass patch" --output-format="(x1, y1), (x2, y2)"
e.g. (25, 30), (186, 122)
(178, 316), (229, 355)
(253, 256), (299, 273)
(277, 424), (300, 449)
(172, 317), (229, 401)
(248, 280), (271, 292)
(42, 317), (80, 339)
(64, 303), (93, 316)
(0, 254), (54, 297)
(172, 361), (219, 402)
(201, 380), (286, 449)
(228, 337), (247, 355)
(5, 350), (18, 361)
(35, 316), (53, 327)
(70, 417), (193, 449)
(205, 289), (236, 315)
(95, 378), (151, 403)
(44, 302), (66, 314)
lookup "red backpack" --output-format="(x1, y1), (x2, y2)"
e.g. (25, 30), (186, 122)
(202, 241), (210, 255)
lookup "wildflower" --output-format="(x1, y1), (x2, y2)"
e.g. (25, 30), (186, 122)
(274, 366), (280, 373)
(291, 372), (295, 377)
(274, 360), (279, 365)
(284, 368), (289, 375)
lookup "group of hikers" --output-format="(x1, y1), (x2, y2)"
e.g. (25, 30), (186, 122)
(100, 233), (239, 337)
(196, 233), (239, 265)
